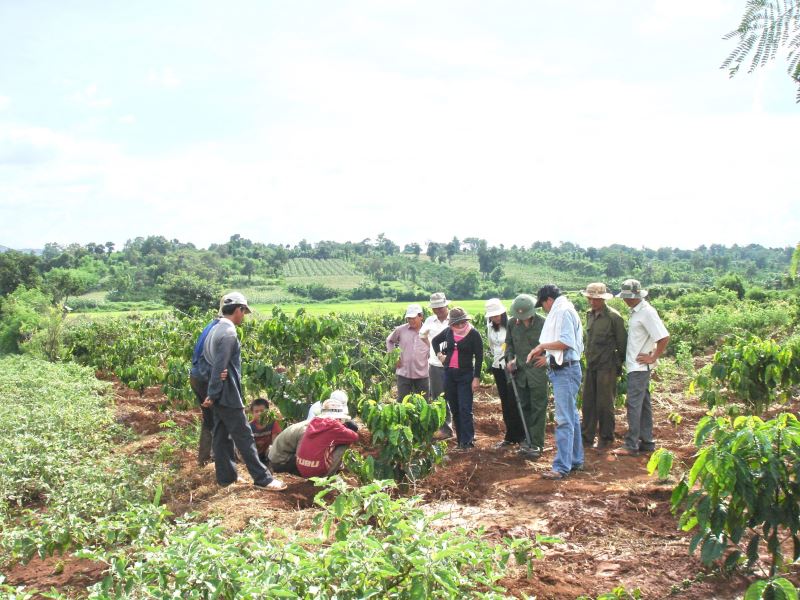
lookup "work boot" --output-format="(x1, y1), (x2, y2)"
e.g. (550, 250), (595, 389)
(197, 425), (213, 466)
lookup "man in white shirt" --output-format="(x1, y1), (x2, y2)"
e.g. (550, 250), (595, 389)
(613, 279), (670, 457)
(419, 292), (453, 438)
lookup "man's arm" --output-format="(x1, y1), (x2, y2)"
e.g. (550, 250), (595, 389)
(386, 327), (400, 352)
(637, 336), (669, 365)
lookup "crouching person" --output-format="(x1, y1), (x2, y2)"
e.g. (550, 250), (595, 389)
(296, 395), (359, 478)
(268, 420), (310, 476)
(249, 398), (283, 465)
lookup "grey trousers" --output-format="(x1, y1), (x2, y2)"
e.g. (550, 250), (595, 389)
(623, 370), (654, 451)
(429, 365), (453, 430)
(397, 375), (429, 401)
(212, 404), (273, 486)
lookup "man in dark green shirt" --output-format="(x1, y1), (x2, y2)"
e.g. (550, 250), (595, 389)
(504, 294), (548, 458)
(580, 283), (627, 450)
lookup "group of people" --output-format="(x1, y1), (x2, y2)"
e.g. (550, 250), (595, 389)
(191, 278), (669, 490)
(386, 280), (669, 480)
(188, 292), (360, 493)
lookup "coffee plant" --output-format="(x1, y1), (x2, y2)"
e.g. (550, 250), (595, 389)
(691, 335), (800, 415)
(671, 413), (800, 577)
(345, 393), (447, 483)
(83, 477), (554, 599)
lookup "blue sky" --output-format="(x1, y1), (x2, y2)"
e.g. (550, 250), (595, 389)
(1, 0), (798, 251)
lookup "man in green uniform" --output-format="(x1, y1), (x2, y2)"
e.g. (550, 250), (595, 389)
(504, 294), (548, 459)
(581, 282), (627, 451)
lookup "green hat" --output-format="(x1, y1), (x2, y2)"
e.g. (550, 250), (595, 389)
(511, 294), (536, 320)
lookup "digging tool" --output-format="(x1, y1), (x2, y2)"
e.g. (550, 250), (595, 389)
(505, 358), (540, 460)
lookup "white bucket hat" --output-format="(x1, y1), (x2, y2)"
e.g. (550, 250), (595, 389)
(404, 303), (423, 318)
(429, 292), (449, 309)
(485, 298), (506, 318)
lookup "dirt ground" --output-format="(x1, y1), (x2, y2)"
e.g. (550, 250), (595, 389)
(5, 367), (798, 599)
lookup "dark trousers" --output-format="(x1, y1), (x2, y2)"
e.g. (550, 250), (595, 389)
(492, 367), (525, 443)
(445, 368), (475, 446)
(397, 375), (429, 401)
(581, 367), (618, 445)
(190, 375), (214, 462)
(516, 380), (548, 450)
(212, 404), (273, 486)
(271, 455), (300, 476)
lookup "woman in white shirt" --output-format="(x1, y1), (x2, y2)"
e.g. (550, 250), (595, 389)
(485, 298), (525, 447)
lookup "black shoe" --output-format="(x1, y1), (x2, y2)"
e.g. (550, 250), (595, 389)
(457, 442), (475, 451)
(638, 442), (656, 453)
(570, 463), (585, 472)
(518, 445), (542, 460)
(494, 440), (516, 449)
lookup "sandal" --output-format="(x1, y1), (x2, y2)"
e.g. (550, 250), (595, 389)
(541, 470), (567, 480)
(255, 478), (287, 491)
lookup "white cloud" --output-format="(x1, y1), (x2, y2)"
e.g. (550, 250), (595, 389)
(119, 114), (136, 124)
(70, 84), (112, 109)
(0, 96), (10, 110)
(147, 67), (181, 88)
(637, 0), (734, 36)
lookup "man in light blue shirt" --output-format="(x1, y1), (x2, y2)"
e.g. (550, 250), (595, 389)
(527, 284), (585, 479)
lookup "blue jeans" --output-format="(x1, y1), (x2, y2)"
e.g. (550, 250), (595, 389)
(444, 368), (475, 446)
(548, 363), (584, 474)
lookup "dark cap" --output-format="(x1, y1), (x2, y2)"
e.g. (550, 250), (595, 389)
(448, 306), (472, 325)
(535, 284), (561, 308)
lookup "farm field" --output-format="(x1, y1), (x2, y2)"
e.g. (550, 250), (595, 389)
(3, 292), (799, 598)
(1, 352), (787, 598)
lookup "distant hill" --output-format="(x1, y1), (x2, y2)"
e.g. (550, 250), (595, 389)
(0, 245), (42, 255)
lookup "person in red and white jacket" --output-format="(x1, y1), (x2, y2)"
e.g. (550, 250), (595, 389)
(295, 394), (359, 478)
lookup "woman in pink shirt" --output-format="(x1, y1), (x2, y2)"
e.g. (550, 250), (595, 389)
(431, 307), (484, 450)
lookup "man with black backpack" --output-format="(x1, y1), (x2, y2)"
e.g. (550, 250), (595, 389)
(189, 313), (220, 465)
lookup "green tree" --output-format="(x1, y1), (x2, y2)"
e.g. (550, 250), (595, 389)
(0, 251), (41, 297)
(0, 286), (52, 354)
(723, 1), (800, 102)
(160, 274), (221, 313)
(44, 267), (95, 304)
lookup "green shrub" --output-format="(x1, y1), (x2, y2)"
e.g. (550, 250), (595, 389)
(671, 414), (800, 577)
(85, 477), (554, 599)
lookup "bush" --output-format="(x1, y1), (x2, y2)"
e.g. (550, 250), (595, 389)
(691, 335), (800, 415)
(286, 283), (339, 301)
(0, 286), (52, 354)
(671, 413), (800, 577)
(85, 477), (553, 599)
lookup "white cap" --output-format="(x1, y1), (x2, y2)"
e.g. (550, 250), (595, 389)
(220, 291), (251, 313)
(404, 304), (423, 318)
(429, 292), (449, 309)
(485, 298), (506, 318)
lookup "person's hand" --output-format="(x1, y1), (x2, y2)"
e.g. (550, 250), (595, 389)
(637, 352), (657, 365)
(395, 359), (402, 368)
(220, 369), (228, 381)
(472, 378), (479, 392)
(201, 396), (213, 408)
(534, 355), (548, 368)
(526, 345), (543, 364)
(437, 352), (446, 365)
(506, 358), (517, 373)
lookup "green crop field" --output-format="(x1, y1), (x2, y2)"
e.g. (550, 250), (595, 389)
(283, 258), (361, 277)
